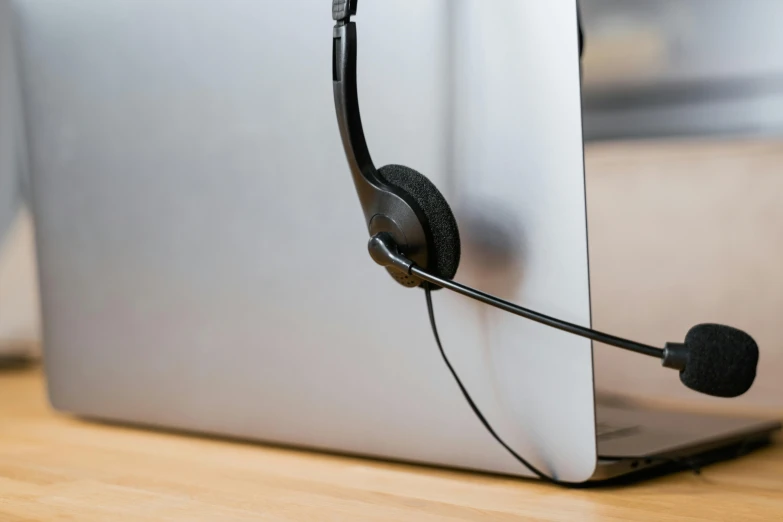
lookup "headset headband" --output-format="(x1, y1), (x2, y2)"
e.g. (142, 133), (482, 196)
(332, 0), (380, 221)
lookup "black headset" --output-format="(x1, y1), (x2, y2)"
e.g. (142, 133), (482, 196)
(330, 0), (761, 484)
(332, 0), (583, 291)
(332, 0), (462, 289)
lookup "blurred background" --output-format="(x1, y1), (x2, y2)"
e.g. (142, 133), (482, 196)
(1, 0), (782, 409)
(580, 0), (783, 410)
(581, 0), (783, 140)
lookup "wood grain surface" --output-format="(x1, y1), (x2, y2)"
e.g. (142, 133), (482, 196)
(1, 366), (781, 521)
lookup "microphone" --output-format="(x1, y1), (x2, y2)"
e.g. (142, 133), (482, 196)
(368, 233), (759, 398)
(664, 325), (758, 398)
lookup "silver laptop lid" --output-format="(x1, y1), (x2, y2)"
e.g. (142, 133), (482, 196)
(20, 0), (595, 481)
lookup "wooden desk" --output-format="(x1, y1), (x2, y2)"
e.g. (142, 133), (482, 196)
(1, 366), (781, 521)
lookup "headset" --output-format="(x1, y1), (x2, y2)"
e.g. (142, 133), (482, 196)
(331, 0), (759, 484)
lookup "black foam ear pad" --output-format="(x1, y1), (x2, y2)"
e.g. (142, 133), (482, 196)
(376, 164), (461, 280)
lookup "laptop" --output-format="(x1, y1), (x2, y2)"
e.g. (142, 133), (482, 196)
(14, 0), (779, 483)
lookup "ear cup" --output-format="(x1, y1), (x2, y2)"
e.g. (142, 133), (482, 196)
(376, 164), (461, 280)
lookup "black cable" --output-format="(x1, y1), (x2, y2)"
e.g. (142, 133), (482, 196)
(424, 285), (575, 486)
(424, 286), (702, 485)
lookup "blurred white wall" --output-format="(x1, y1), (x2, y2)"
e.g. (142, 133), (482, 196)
(580, 0), (783, 140)
(581, 0), (783, 86)
(0, 209), (39, 353)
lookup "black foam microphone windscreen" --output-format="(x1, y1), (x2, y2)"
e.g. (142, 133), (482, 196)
(680, 324), (759, 398)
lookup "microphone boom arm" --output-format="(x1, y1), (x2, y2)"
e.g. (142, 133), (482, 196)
(410, 265), (663, 358)
(368, 233), (664, 359)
